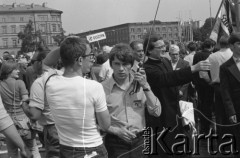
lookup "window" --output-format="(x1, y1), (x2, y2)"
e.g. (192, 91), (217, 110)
(138, 35), (142, 39)
(168, 27), (172, 32)
(11, 17), (15, 22)
(130, 28), (135, 33)
(156, 27), (160, 32)
(131, 35), (135, 39)
(11, 25), (16, 33)
(2, 38), (8, 48)
(52, 16), (57, 21)
(137, 28), (141, 32)
(58, 24), (61, 32)
(42, 36), (48, 44)
(2, 18), (6, 22)
(2, 26), (7, 34)
(39, 15), (47, 21)
(20, 17), (24, 22)
(162, 27), (166, 32)
(20, 25), (25, 32)
(12, 39), (17, 47)
(175, 33), (178, 38)
(52, 24), (57, 32)
(40, 24), (46, 33)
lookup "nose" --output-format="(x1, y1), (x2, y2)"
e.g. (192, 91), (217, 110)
(119, 64), (124, 71)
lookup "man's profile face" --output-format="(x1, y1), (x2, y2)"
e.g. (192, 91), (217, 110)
(82, 44), (95, 74)
(111, 56), (132, 81)
(149, 40), (165, 59)
(230, 42), (240, 57)
(133, 43), (144, 62)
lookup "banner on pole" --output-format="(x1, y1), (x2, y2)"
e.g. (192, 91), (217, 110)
(86, 32), (106, 43)
(209, 0), (235, 42)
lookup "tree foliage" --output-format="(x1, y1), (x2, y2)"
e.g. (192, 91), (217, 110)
(18, 20), (48, 53)
(193, 17), (215, 41)
(52, 28), (66, 46)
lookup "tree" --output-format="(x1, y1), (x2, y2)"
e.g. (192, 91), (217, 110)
(52, 28), (66, 46)
(200, 17), (216, 41)
(18, 20), (48, 54)
(193, 28), (202, 41)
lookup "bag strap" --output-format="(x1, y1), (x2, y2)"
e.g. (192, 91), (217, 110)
(44, 73), (58, 106)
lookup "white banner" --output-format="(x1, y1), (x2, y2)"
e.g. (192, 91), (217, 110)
(86, 32), (106, 43)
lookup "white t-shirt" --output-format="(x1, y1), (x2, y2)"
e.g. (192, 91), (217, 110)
(99, 59), (113, 81)
(46, 75), (107, 147)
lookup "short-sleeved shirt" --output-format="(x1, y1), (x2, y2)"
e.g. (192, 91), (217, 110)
(0, 78), (28, 114)
(29, 69), (62, 126)
(46, 75), (107, 147)
(102, 75), (152, 131)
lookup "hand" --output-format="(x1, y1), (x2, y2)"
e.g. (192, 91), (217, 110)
(20, 146), (33, 158)
(134, 68), (148, 88)
(229, 115), (237, 124)
(179, 90), (183, 96)
(191, 60), (211, 72)
(115, 125), (136, 143)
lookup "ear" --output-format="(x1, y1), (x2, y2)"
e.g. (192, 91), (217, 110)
(77, 57), (83, 66)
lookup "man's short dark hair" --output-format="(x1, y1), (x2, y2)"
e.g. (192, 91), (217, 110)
(202, 39), (216, 49)
(228, 32), (240, 45)
(60, 37), (88, 67)
(219, 36), (229, 48)
(143, 35), (160, 55)
(129, 40), (142, 50)
(187, 42), (197, 52)
(109, 43), (134, 67)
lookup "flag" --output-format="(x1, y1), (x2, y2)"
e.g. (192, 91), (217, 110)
(209, 0), (235, 42)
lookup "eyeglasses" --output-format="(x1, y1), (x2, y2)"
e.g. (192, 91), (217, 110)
(154, 45), (165, 50)
(82, 53), (95, 60)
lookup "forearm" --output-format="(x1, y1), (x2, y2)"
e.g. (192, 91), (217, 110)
(143, 84), (161, 117)
(2, 125), (26, 151)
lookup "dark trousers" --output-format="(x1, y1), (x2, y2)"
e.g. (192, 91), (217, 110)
(44, 124), (60, 158)
(196, 86), (214, 134)
(105, 134), (147, 158)
(60, 143), (108, 158)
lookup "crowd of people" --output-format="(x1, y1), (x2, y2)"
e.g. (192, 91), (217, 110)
(0, 32), (239, 158)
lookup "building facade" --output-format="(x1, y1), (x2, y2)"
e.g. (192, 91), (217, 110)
(0, 3), (63, 56)
(77, 21), (199, 48)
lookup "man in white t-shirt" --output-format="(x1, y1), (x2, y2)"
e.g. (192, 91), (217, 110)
(45, 37), (111, 158)
(99, 46), (113, 82)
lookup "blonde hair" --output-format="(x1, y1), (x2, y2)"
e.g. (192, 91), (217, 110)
(0, 61), (18, 80)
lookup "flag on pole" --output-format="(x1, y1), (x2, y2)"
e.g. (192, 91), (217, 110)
(209, 0), (235, 42)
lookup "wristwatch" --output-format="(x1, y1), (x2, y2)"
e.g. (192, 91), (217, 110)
(143, 85), (151, 92)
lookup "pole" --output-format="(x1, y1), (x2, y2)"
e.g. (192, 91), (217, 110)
(209, 0), (213, 28)
(234, 0), (240, 32)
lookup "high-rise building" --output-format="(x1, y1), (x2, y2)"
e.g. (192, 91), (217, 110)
(0, 3), (63, 56)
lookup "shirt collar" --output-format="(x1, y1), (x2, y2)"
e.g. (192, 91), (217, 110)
(233, 56), (240, 63)
(108, 73), (134, 91)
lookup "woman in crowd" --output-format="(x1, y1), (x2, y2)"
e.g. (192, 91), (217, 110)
(0, 60), (41, 158)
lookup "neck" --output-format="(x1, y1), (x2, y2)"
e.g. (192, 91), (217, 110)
(113, 74), (130, 86)
(63, 66), (82, 77)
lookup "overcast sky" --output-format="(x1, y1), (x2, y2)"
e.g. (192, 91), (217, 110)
(2, 0), (221, 34)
